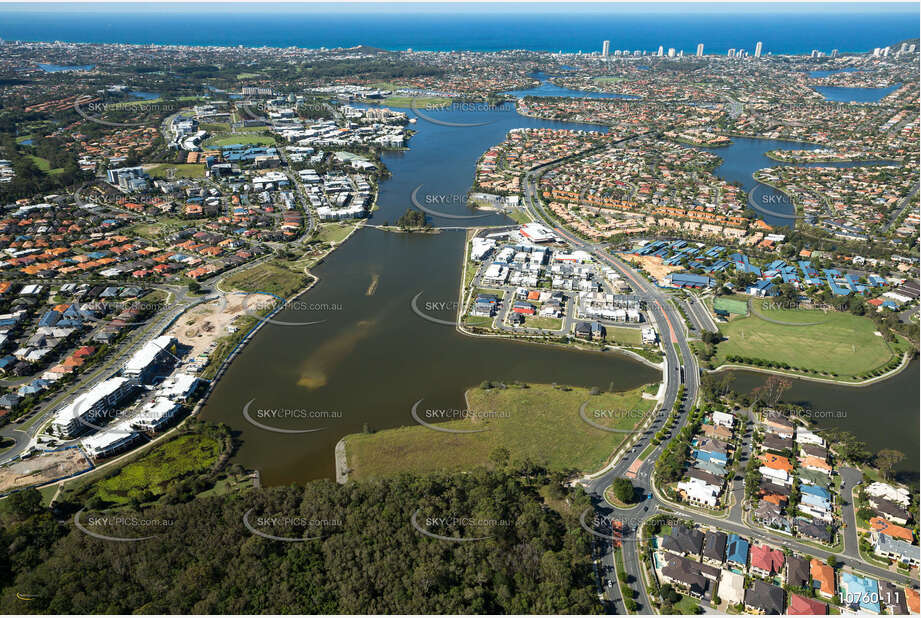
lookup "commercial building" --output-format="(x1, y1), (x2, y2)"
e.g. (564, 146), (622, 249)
(131, 397), (181, 432)
(123, 335), (177, 383)
(81, 419), (141, 459)
(50, 376), (137, 438)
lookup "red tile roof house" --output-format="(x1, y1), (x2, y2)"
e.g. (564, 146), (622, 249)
(788, 593), (827, 615)
(749, 544), (785, 577)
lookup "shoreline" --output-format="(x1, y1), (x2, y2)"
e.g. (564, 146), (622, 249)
(707, 349), (914, 387)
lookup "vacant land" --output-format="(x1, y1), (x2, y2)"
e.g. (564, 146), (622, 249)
(222, 261), (308, 298)
(605, 325), (643, 346)
(203, 134), (275, 147)
(314, 222), (358, 245)
(89, 433), (221, 506)
(345, 382), (656, 480)
(146, 163), (205, 178)
(165, 293), (257, 361)
(0, 449), (89, 493)
(715, 305), (894, 376)
(372, 96), (451, 109)
(622, 253), (682, 283)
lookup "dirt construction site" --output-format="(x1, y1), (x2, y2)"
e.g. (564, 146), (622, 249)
(622, 254), (683, 283)
(165, 292), (271, 361)
(0, 449), (90, 494)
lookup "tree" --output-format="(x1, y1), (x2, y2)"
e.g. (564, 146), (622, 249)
(875, 449), (904, 481)
(6, 487), (42, 518)
(610, 478), (636, 504)
(826, 554), (838, 568)
(489, 446), (510, 469)
(188, 281), (201, 293)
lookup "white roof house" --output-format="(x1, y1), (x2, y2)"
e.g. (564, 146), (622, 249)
(796, 426), (826, 447)
(156, 373), (200, 401)
(677, 477), (720, 507)
(759, 466), (792, 486)
(866, 482), (911, 507)
(712, 411), (735, 428)
(50, 376), (136, 437)
(717, 570), (745, 606)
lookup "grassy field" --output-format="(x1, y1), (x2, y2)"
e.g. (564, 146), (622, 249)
(505, 209), (533, 224)
(594, 76), (627, 84)
(314, 222), (357, 245)
(127, 216), (189, 239)
(222, 261), (308, 298)
(605, 325), (643, 346)
(345, 382), (656, 480)
(374, 96), (451, 109)
(146, 163), (206, 178)
(27, 155), (64, 175)
(714, 304), (895, 376)
(204, 133), (275, 147)
(200, 122), (231, 132)
(89, 433), (221, 506)
(525, 316), (563, 330)
(236, 72), (262, 79)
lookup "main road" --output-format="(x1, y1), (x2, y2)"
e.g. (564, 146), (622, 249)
(519, 149), (699, 613)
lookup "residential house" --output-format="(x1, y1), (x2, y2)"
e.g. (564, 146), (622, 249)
(750, 544), (785, 578)
(810, 559), (836, 599)
(744, 580), (785, 615)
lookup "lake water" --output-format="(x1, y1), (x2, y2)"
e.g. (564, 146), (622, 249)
(698, 137), (898, 227)
(201, 80), (918, 487)
(200, 105), (658, 485)
(812, 84), (902, 103)
(37, 63), (94, 72)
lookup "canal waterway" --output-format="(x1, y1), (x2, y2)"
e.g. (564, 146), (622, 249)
(726, 360), (919, 481)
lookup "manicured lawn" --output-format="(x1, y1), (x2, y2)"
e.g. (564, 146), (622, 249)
(594, 77), (627, 84)
(463, 315), (494, 328)
(714, 305), (894, 377)
(204, 134), (275, 147)
(638, 442), (655, 461)
(146, 163), (206, 178)
(92, 433), (221, 505)
(605, 325), (643, 346)
(222, 261), (309, 298)
(345, 382), (656, 479)
(127, 217), (189, 238)
(672, 594), (700, 615)
(27, 155), (64, 175)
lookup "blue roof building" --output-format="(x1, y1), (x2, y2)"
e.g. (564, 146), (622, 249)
(840, 573), (880, 613)
(726, 534), (749, 566)
(668, 272), (715, 288)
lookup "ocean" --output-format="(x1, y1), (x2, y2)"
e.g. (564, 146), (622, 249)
(0, 3), (917, 54)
